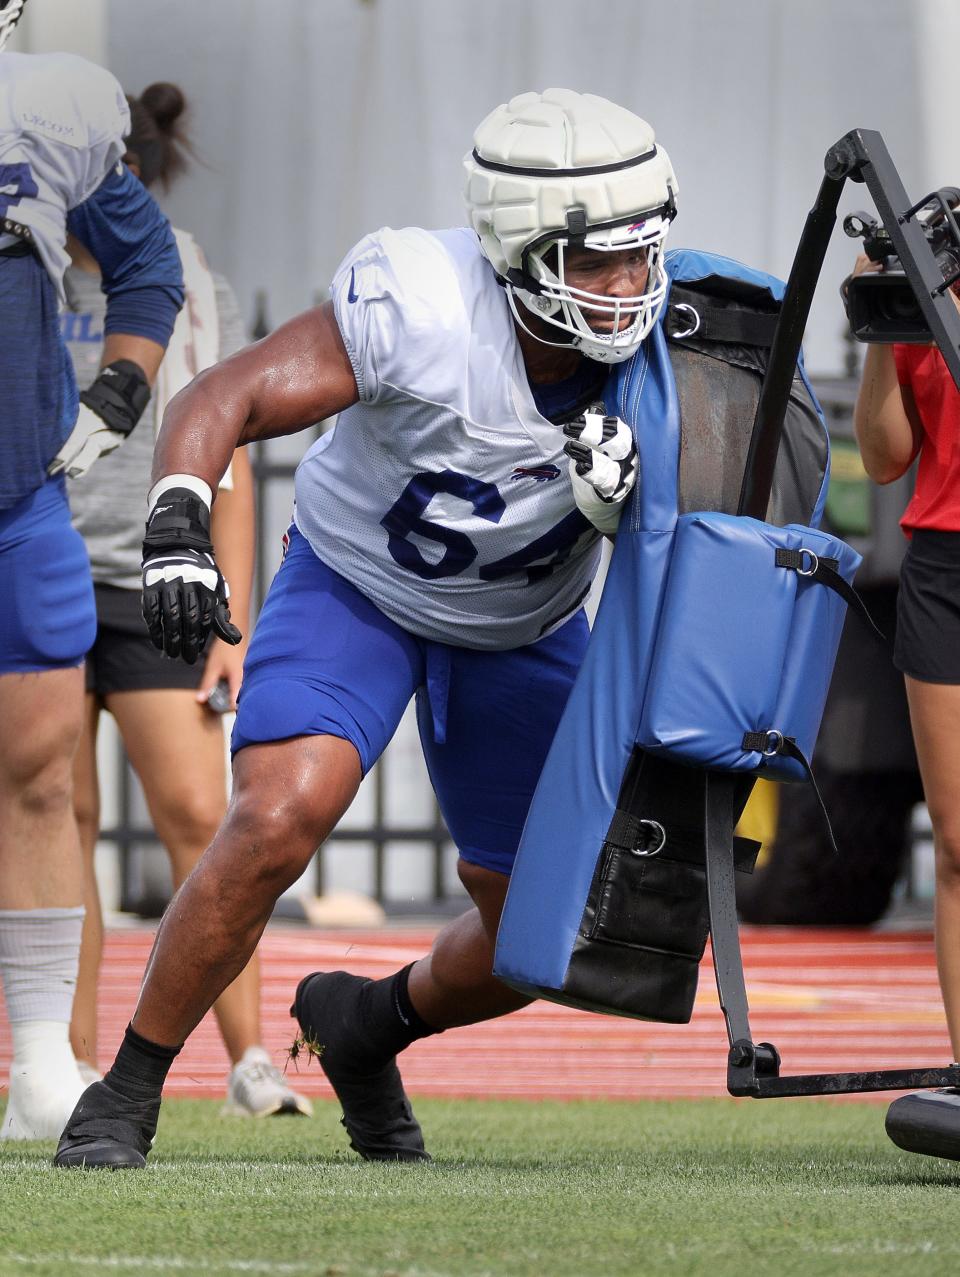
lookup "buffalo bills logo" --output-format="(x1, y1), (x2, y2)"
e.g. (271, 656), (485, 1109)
(509, 464), (561, 483)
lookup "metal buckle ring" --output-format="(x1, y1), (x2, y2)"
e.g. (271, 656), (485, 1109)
(633, 819), (667, 857)
(797, 548), (819, 577)
(762, 729), (785, 757)
(670, 303), (701, 339)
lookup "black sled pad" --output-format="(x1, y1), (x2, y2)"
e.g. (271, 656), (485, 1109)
(886, 1089), (960, 1161)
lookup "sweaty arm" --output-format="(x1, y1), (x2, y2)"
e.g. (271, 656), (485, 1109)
(853, 343), (922, 485)
(49, 165), (184, 478)
(141, 302), (359, 662)
(151, 300), (360, 492)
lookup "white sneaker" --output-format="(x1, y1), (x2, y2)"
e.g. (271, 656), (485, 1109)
(76, 1060), (103, 1087)
(221, 1046), (313, 1118)
(1, 1061), (85, 1140)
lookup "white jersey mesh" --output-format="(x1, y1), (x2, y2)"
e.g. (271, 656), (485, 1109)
(0, 52), (128, 295)
(294, 227), (602, 650)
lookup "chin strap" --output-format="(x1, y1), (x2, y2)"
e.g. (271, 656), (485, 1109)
(504, 284), (578, 351)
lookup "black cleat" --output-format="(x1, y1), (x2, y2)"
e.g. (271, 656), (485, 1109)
(54, 1080), (158, 1170)
(886, 1088), (960, 1162)
(292, 970), (430, 1162)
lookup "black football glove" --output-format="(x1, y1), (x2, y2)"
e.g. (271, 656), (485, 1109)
(141, 487), (242, 664)
(48, 360), (151, 479)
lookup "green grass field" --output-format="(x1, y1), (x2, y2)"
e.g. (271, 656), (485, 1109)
(1, 1096), (958, 1277)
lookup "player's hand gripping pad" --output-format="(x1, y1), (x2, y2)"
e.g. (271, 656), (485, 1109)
(495, 252), (855, 1022)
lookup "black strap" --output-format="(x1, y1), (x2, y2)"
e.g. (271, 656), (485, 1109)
(604, 808), (665, 855)
(741, 730), (837, 855)
(79, 359), (151, 438)
(606, 801), (758, 870)
(775, 547), (886, 640)
(605, 808), (643, 851)
(0, 237), (34, 258)
(1, 216), (34, 245)
(665, 286), (780, 347)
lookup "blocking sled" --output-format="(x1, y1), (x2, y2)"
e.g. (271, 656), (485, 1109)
(495, 129), (960, 1105)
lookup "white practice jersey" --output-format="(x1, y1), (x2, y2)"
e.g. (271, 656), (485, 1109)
(0, 51), (129, 294)
(294, 227), (603, 650)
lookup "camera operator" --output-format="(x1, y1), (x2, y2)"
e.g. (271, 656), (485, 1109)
(852, 249), (960, 1060)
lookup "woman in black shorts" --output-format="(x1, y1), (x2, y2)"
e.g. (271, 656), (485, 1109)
(853, 252), (960, 1066)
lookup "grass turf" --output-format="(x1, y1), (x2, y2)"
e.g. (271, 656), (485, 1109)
(1, 1096), (958, 1277)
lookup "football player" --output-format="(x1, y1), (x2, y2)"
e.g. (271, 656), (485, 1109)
(0, 0), (183, 1139)
(55, 88), (675, 1168)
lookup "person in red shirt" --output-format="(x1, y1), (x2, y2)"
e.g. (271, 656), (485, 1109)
(853, 252), (960, 1063)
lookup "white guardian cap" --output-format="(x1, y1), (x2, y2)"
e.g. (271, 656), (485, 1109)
(463, 88), (678, 364)
(0, 0), (27, 51)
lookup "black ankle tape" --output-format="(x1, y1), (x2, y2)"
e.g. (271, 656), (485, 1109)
(124, 1023), (182, 1061)
(393, 963), (440, 1041)
(105, 1022), (183, 1098)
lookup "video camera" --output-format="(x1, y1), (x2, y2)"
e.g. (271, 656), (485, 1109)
(842, 187), (960, 342)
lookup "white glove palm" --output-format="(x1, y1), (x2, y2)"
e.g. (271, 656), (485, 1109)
(562, 412), (638, 534)
(47, 403), (126, 480)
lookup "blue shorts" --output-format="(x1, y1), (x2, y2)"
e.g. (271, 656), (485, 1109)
(233, 527), (590, 875)
(0, 477), (96, 674)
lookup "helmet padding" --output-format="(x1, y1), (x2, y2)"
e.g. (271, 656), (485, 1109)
(464, 89), (678, 363)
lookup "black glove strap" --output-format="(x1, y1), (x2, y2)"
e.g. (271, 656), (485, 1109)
(80, 359), (151, 437)
(143, 489), (214, 558)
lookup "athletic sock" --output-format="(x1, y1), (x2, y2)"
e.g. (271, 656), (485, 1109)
(103, 1023), (183, 1105)
(0, 906), (85, 1023)
(356, 964), (441, 1064)
(392, 962), (437, 1038)
(0, 909), (88, 1135)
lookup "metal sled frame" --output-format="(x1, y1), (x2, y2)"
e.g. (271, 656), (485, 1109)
(708, 129), (960, 1098)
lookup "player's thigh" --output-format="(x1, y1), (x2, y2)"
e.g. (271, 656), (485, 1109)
(0, 478), (96, 679)
(418, 610), (590, 876)
(233, 526), (425, 775)
(0, 665), (86, 791)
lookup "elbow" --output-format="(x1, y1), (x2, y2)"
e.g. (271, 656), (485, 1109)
(860, 454), (910, 486)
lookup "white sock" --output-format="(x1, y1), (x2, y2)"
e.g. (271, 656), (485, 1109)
(0, 906), (85, 1022)
(0, 909), (86, 1138)
(2, 1021), (85, 1140)
(9, 1018), (78, 1070)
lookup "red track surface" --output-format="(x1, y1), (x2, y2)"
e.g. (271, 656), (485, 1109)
(1, 925), (951, 1102)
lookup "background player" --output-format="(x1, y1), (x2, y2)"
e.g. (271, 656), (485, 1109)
(0, 0), (183, 1138)
(63, 80), (309, 1119)
(55, 88), (665, 1168)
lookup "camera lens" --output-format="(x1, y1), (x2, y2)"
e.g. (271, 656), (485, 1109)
(876, 289), (922, 324)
